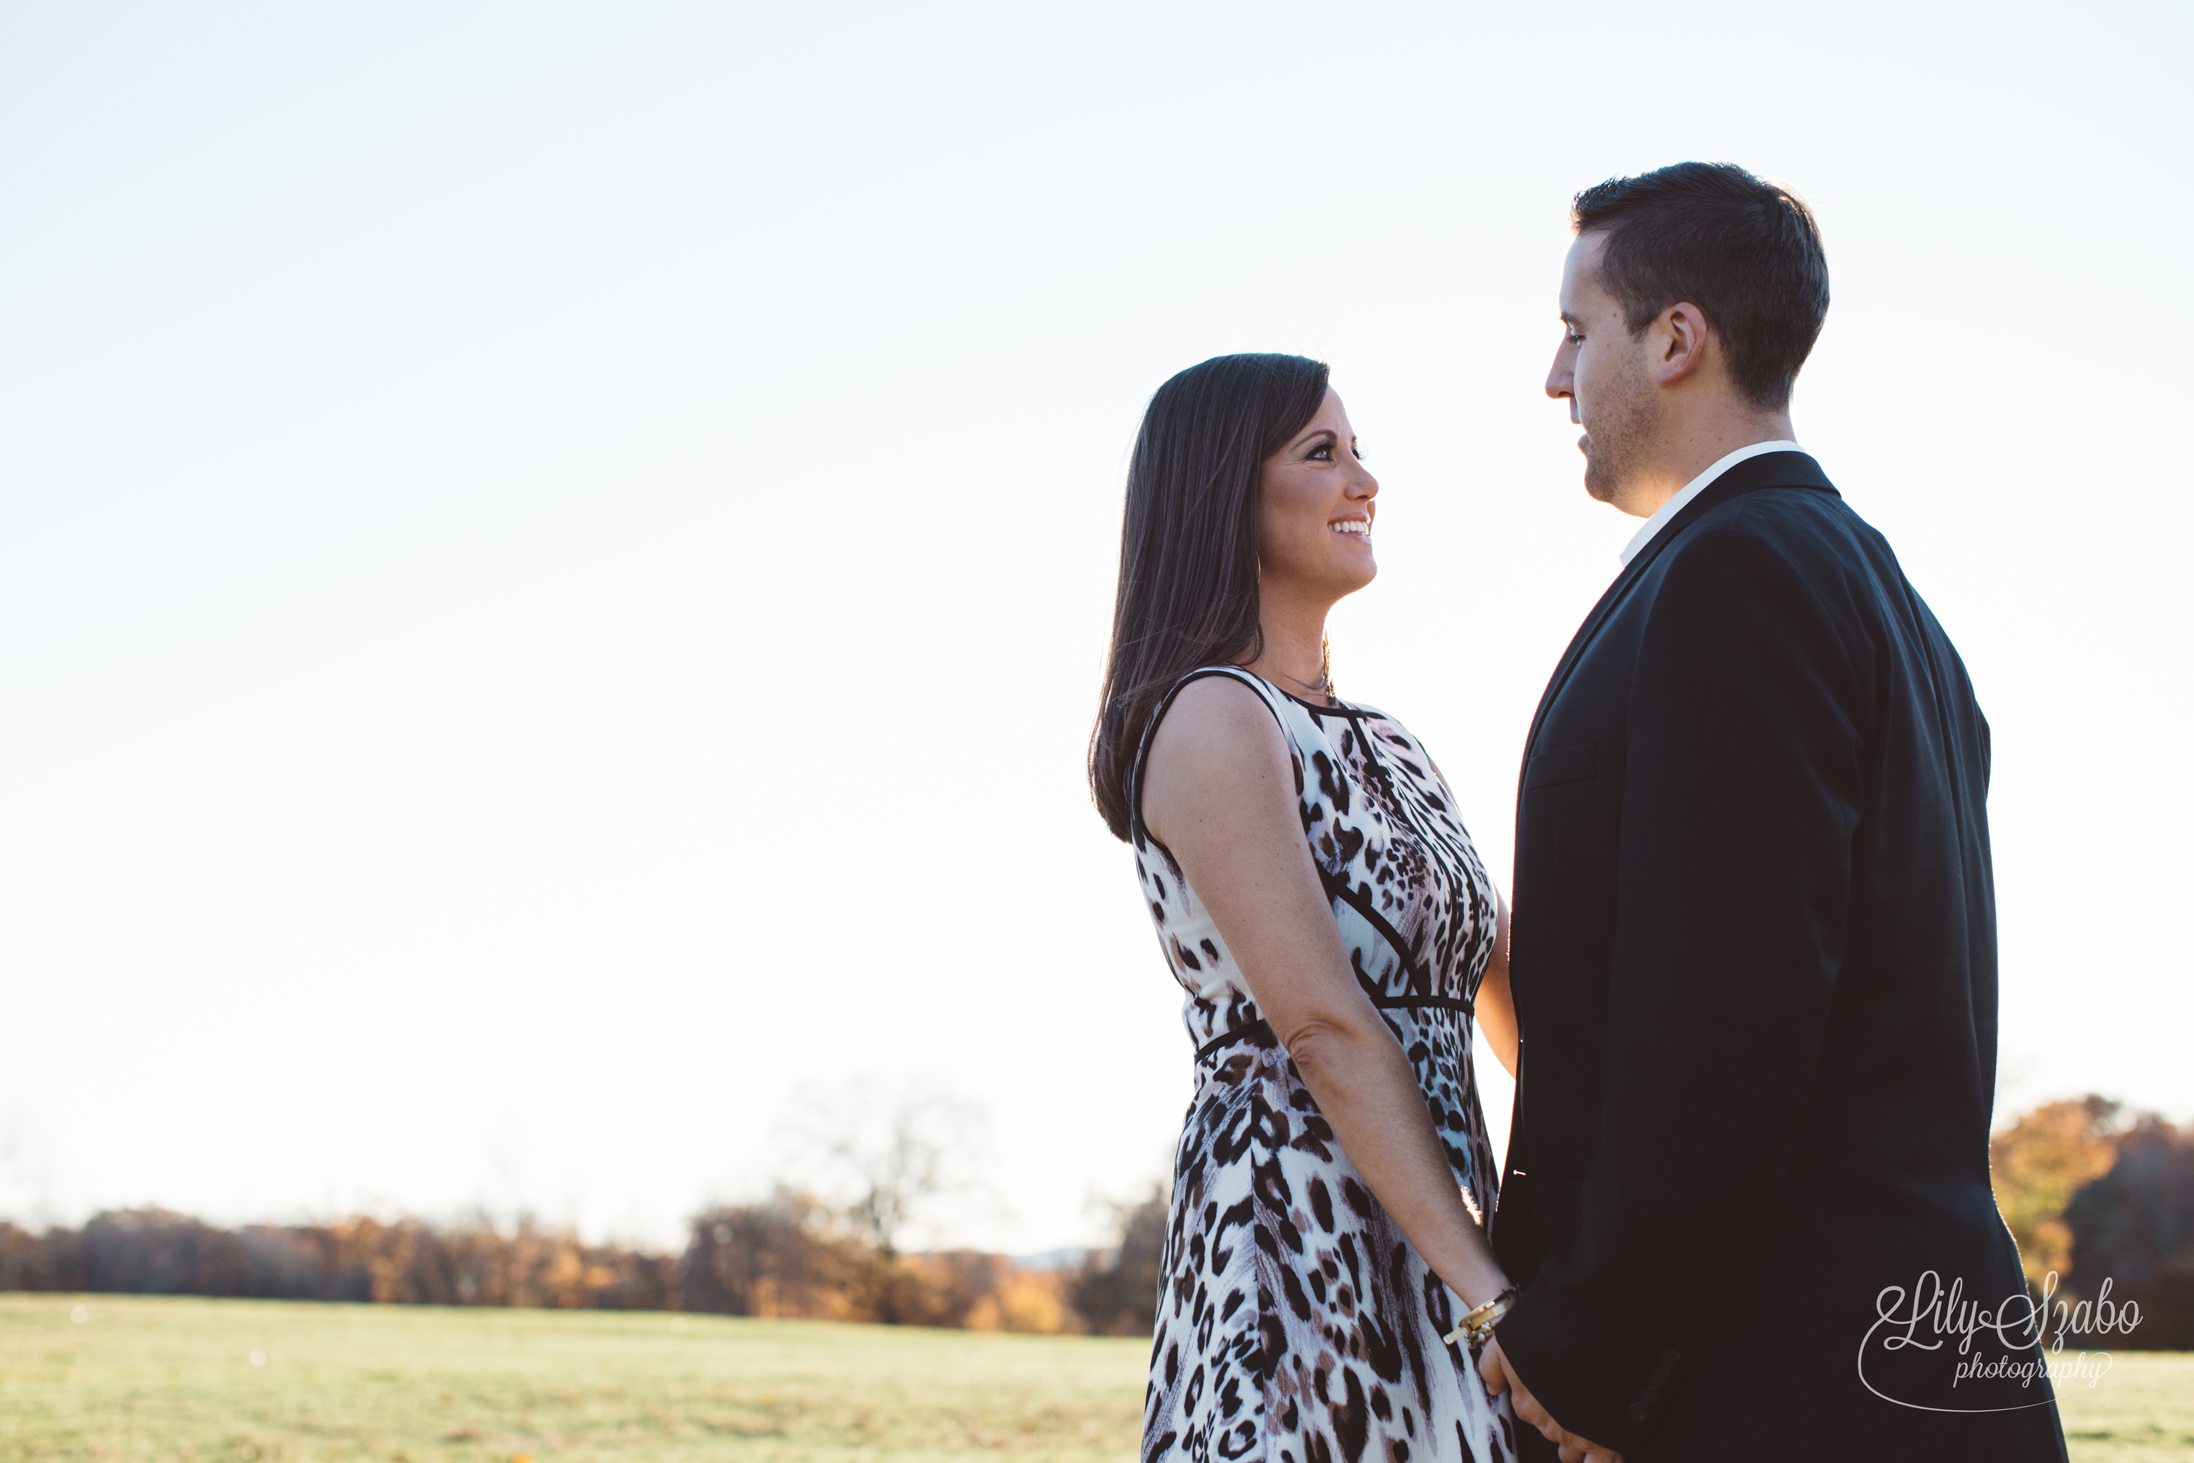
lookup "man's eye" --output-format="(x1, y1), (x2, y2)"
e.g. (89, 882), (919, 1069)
(1567, 331), (1585, 345)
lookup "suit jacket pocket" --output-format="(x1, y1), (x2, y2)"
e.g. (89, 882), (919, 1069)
(1524, 741), (1598, 791)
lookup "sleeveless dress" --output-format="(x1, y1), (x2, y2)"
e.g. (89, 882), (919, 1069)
(1131, 667), (1516, 1463)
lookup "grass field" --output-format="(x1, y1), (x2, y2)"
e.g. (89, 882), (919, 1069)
(2, 1295), (2188, 1462)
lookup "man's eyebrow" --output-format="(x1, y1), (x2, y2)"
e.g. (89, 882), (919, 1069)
(1559, 310), (1582, 325)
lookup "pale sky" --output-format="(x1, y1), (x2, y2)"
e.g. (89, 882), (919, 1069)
(2, 1), (2187, 1254)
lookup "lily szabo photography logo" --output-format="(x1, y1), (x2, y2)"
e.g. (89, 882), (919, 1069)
(1858, 1271), (2142, 1411)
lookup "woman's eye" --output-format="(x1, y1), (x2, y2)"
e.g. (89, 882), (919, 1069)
(1308, 445), (1331, 460)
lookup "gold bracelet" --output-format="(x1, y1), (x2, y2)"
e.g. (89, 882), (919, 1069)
(1450, 1294), (1515, 1350)
(1442, 1284), (1520, 1349)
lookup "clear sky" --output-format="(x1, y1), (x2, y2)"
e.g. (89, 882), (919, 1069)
(2, 0), (2187, 1253)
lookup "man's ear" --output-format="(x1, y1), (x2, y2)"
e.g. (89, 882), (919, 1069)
(1655, 302), (1711, 386)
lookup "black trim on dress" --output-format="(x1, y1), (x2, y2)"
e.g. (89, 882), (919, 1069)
(1195, 993), (1477, 1063)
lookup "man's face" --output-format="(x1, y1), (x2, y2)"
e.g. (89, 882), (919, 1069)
(1547, 231), (1658, 509)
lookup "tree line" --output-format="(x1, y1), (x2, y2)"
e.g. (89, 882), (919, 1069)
(0, 1184), (1169, 1337)
(2, 1093), (2184, 1345)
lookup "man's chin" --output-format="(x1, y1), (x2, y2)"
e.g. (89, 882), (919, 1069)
(1581, 460), (1619, 505)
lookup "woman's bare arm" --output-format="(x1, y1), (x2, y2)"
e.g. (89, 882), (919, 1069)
(1141, 677), (1510, 1308)
(1476, 891), (1519, 1078)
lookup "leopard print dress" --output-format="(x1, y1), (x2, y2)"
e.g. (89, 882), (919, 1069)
(1130, 666), (1516, 1463)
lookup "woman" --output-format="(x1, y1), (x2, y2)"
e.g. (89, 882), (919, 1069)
(1090, 354), (1521, 1463)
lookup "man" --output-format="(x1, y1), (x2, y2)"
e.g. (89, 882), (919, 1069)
(1475, 164), (2070, 1463)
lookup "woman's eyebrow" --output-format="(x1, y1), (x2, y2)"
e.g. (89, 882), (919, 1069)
(1292, 427), (1336, 451)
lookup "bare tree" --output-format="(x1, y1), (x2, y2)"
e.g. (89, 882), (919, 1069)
(781, 1082), (991, 1260)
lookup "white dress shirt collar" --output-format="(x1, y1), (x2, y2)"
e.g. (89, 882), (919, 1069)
(1618, 439), (1806, 565)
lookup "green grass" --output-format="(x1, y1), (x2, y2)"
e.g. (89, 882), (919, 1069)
(2049, 1349), (2194, 1463)
(2, 1295), (2188, 1462)
(0, 1296), (1145, 1462)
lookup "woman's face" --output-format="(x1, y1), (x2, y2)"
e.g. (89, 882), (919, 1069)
(1257, 388), (1379, 602)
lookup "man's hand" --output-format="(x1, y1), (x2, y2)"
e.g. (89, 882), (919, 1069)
(1477, 1336), (1624, 1463)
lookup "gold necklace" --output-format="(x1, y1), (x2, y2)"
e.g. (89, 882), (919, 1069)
(1266, 666), (1333, 700)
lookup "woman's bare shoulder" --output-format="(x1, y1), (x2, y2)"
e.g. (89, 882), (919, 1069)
(1140, 673), (1293, 843)
(1157, 671), (1283, 741)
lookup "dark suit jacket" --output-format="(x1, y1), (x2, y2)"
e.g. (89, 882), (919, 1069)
(1490, 453), (2067, 1461)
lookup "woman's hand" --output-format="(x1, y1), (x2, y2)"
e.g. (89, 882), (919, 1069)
(1141, 675), (1510, 1309)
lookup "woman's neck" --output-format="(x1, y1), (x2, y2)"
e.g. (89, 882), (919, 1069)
(1241, 608), (1332, 702)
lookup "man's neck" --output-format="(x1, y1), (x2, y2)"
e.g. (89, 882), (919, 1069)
(1614, 434), (1808, 567)
(1617, 412), (1796, 519)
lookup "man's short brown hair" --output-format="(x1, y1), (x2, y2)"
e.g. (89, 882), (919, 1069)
(1573, 162), (1830, 411)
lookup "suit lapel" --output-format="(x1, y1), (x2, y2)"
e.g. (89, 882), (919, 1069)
(1520, 452), (1838, 758)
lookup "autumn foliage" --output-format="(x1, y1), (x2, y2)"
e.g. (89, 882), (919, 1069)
(0, 1185), (1168, 1337)
(679, 1188), (1084, 1331)
(1990, 1096), (2194, 1348)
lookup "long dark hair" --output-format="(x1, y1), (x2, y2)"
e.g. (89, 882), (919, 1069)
(1088, 352), (1331, 842)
